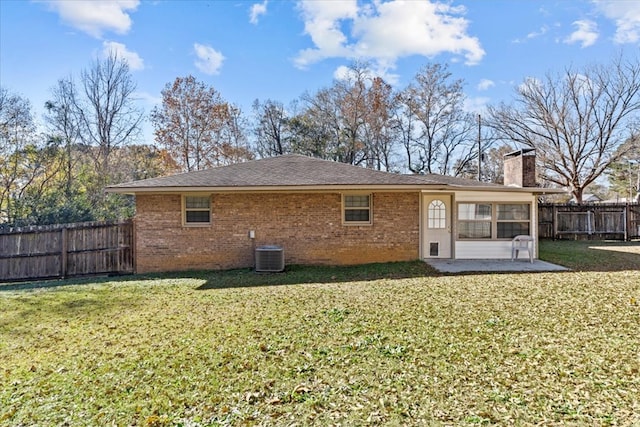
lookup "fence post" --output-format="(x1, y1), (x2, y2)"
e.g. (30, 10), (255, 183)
(131, 218), (136, 274)
(625, 204), (630, 241)
(552, 204), (557, 240)
(60, 227), (68, 278)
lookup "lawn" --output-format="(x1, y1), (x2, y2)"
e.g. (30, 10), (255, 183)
(539, 239), (640, 271)
(1, 242), (639, 426)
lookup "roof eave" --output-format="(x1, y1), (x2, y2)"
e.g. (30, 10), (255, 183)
(106, 184), (567, 195)
(105, 184), (429, 194)
(447, 185), (567, 194)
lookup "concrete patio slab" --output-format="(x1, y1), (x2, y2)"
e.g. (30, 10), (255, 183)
(425, 259), (569, 273)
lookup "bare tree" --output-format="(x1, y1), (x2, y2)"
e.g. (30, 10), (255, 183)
(335, 63), (369, 165)
(76, 52), (143, 180)
(487, 55), (640, 203)
(295, 88), (343, 161)
(252, 99), (290, 157)
(219, 104), (254, 165)
(480, 144), (513, 184)
(363, 77), (398, 171)
(401, 63), (475, 175)
(151, 75), (238, 171)
(36, 52), (143, 221)
(287, 104), (334, 159)
(45, 77), (81, 199)
(291, 62), (397, 168)
(606, 134), (640, 201)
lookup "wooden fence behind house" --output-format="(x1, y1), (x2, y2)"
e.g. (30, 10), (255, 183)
(538, 203), (640, 240)
(0, 220), (134, 282)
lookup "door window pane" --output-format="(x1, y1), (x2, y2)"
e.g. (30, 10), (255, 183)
(428, 200), (446, 229)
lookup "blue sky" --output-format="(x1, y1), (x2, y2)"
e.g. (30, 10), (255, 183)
(1, 0), (640, 141)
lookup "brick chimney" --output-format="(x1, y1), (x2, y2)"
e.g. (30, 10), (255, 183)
(504, 148), (536, 187)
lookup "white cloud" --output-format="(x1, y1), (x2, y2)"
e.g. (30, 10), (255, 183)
(513, 22), (561, 44)
(333, 65), (354, 81)
(594, 0), (640, 43)
(42, 0), (139, 38)
(295, 0), (484, 71)
(477, 79), (495, 91)
(463, 96), (490, 114)
(250, 1), (268, 24)
(102, 41), (144, 70)
(564, 20), (599, 47)
(295, 0), (358, 68)
(194, 43), (225, 75)
(332, 63), (400, 86)
(527, 25), (549, 40)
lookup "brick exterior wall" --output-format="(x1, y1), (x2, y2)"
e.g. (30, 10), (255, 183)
(134, 192), (420, 273)
(504, 153), (536, 187)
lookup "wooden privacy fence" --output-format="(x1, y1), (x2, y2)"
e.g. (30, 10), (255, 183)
(538, 203), (640, 240)
(0, 220), (134, 282)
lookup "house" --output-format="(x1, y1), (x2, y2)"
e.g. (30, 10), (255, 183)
(106, 152), (562, 273)
(570, 193), (603, 204)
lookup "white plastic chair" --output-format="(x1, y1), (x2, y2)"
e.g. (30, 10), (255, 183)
(511, 235), (534, 263)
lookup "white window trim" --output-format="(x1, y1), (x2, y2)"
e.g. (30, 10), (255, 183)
(342, 193), (373, 226)
(182, 194), (212, 227)
(456, 202), (531, 240)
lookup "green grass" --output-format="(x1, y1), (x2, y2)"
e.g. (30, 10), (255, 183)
(539, 239), (640, 271)
(1, 244), (639, 426)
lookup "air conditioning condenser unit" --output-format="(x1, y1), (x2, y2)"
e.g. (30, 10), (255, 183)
(255, 245), (285, 272)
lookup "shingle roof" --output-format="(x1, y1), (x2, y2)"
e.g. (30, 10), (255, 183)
(106, 154), (547, 193)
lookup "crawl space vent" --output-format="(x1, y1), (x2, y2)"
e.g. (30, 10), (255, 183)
(255, 246), (285, 272)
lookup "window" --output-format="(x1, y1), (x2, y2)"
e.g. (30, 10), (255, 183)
(457, 202), (530, 240)
(184, 195), (211, 225)
(343, 194), (371, 224)
(427, 200), (446, 229)
(497, 204), (530, 238)
(457, 203), (492, 239)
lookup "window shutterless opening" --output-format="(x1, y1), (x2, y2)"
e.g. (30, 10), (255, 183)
(183, 195), (211, 226)
(342, 194), (372, 225)
(457, 202), (531, 240)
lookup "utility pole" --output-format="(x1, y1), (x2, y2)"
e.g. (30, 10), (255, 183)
(629, 159), (633, 201)
(635, 160), (640, 203)
(477, 114), (482, 182)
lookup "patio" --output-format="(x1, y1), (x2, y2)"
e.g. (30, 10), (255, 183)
(425, 259), (569, 273)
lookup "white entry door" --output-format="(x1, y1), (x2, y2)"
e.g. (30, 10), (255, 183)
(423, 195), (452, 258)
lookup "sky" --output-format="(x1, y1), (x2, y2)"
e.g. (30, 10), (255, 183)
(1, 0), (640, 143)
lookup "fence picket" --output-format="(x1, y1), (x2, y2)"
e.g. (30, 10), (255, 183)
(538, 203), (640, 240)
(0, 220), (133, 282)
